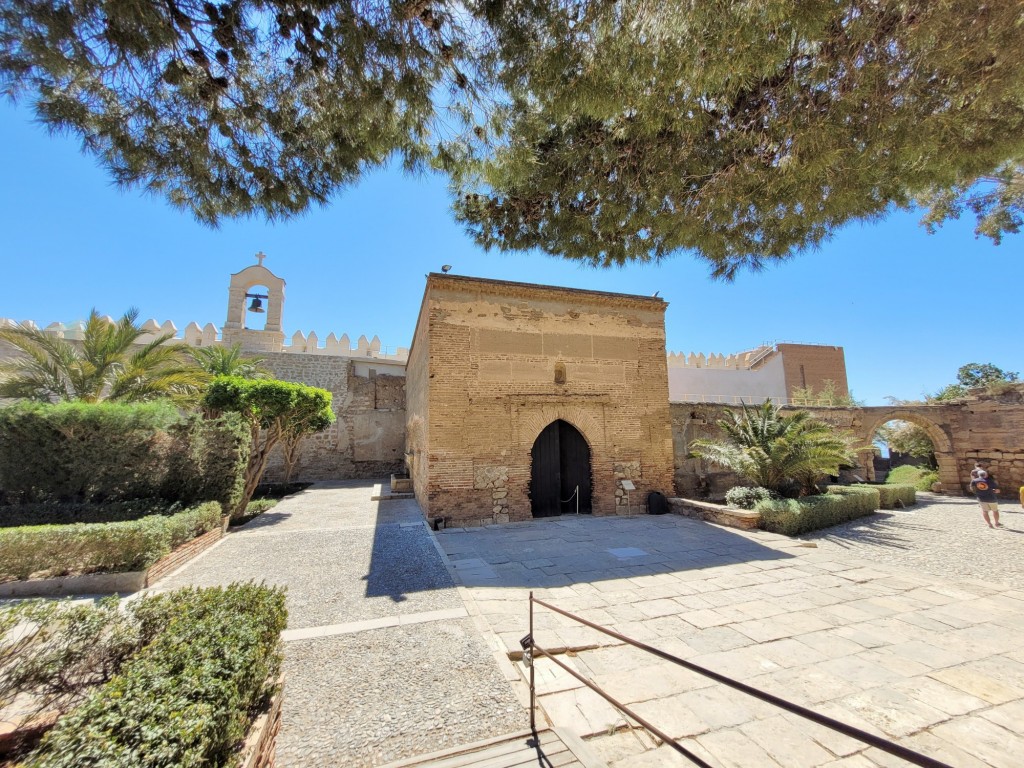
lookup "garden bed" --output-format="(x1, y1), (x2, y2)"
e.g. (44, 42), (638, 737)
(667, 497), (760, 530)
(0, 501), (224, 596)
(0, 584), (286, 767)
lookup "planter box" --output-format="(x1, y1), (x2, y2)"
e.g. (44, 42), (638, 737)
(668, 497), (760, 530)
(237, 675), (285, 768)
(0, 524), (225, 598)
(390, 474), (413, 494)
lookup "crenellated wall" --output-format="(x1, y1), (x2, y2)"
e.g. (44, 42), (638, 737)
(0, 317), (409, 362)
(666, 342), (848, 404)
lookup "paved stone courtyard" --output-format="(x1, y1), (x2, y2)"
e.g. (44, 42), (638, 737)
(155, 484), (1024, 767)
(437, 494), (1024, 767)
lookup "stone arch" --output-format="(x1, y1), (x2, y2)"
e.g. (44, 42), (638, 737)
(224, 263), (286, 334)
(861, 409), (956, 489)
(517, 405), (603, 453)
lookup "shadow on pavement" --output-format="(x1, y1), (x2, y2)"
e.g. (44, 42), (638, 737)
(433, 514), (795, 589)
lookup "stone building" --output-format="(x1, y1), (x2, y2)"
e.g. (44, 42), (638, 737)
(405, 274), (676, 526)
(667, 342), (849, 404)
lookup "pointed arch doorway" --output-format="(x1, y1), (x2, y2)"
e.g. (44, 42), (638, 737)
(530, 420), (593, 517)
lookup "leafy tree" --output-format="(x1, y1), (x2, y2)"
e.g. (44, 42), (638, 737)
(789, 380), (862, 407)
(190, 343), (269, 379)
(203, 376), (334, 516)
(3, 2), (1024, 277)
(875, 421), (937, 468)
(690, 401), (858, 496)
(918, 164), (1024, 245)
(930, 362), (1019, 401)
(0, 309), (206, 405)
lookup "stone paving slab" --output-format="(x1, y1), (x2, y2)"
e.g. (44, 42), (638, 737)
(436, 508), (1024, 767)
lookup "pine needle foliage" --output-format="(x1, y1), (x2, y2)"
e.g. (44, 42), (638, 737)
(3, 2), (1024, 275)
(0, 309), (207, 405)
(690, 400), (858, 495)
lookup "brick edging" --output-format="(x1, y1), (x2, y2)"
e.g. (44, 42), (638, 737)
(145, 523), (225, 586)
(238, 675), (284, 768)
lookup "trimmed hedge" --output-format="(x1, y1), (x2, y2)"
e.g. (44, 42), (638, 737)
(825, 484), (881, 510)
(0, 403), (249, 515)
(0, 499), (182, 529)
(857, 483), (915, 509)
(26, 583), (287, 768)
(756, 491), (880, 536)
(0, 502), (221, 581)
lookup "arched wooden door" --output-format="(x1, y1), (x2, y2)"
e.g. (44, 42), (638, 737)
(530, 420), (593, 517)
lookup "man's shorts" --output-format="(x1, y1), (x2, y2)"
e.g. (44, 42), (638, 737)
(979, 501), (999, 513)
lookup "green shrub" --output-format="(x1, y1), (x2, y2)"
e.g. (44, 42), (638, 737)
(0, 401), (179, 504)
(163, 413), (250, 516)
(0, 404), (248, 515)
(825, 484), (881, 511)
(0, 502), (221, 581)
(229, 498), (279, 528)
(0, 499), (181, 529)
(756, 491), (879, 536)
(725, 486), (775, 509)
(27, 583), (287, 768)
(856, 483), (915, 509)
(0, 597), (144, 718)
(885, 465), (939, 491)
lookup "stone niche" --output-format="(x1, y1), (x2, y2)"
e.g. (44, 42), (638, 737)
(405, 274), (675, 527)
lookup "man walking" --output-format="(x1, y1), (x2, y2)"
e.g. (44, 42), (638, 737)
(970, 463), (1002, 528)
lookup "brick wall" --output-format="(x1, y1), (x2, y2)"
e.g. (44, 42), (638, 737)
(408, 275), (676, 526)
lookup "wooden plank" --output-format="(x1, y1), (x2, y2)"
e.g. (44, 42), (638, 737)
(421, 732), (563, 768)
(381, 729), (562, 768)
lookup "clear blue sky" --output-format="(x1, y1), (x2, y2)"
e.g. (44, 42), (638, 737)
(2, 102), (1021, 406)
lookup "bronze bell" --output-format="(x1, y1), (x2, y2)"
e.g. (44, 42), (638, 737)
(248, 297), (265, 313)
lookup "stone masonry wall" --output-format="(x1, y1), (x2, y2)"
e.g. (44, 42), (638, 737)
(410, 275), (676, 526)
(259, 353), (406, 482)
(671, 391), (1024, 500)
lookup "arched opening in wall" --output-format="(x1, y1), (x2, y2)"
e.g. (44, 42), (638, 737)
(244, 284), (270, 330)
(871, 418), (940, 488)
(530, 420), (592, 517)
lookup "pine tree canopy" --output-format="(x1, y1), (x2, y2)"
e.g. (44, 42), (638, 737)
(3, 1), (1023, 277)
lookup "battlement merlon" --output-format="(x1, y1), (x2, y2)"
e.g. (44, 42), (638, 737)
(0, 318), (410, 363)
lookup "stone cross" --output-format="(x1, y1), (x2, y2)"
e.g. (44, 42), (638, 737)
(256, 251), (267, 267)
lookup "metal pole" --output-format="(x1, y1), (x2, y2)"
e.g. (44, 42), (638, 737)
(529, 591), (536, 733)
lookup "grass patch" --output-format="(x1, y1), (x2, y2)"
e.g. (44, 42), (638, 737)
(885, 465), (939, 491)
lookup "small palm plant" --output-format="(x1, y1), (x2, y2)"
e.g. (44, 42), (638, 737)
(189, 343), (269, 379)
(0, 309), (206, 404)
(690, 401), (858, 496)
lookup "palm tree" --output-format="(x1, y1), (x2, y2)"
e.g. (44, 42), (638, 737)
(690, 401), (858, 496)
(0, 309), (207, 404)
(189, 344), (269, 379)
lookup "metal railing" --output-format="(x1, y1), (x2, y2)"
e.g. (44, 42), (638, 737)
(521, 593), (953, 768)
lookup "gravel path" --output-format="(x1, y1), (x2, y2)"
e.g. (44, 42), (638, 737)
(155, 481), (524, 767)
(805, 492), (1024, 589)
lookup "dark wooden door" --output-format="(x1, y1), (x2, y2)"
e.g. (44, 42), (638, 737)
(530, 420), (592, 517)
